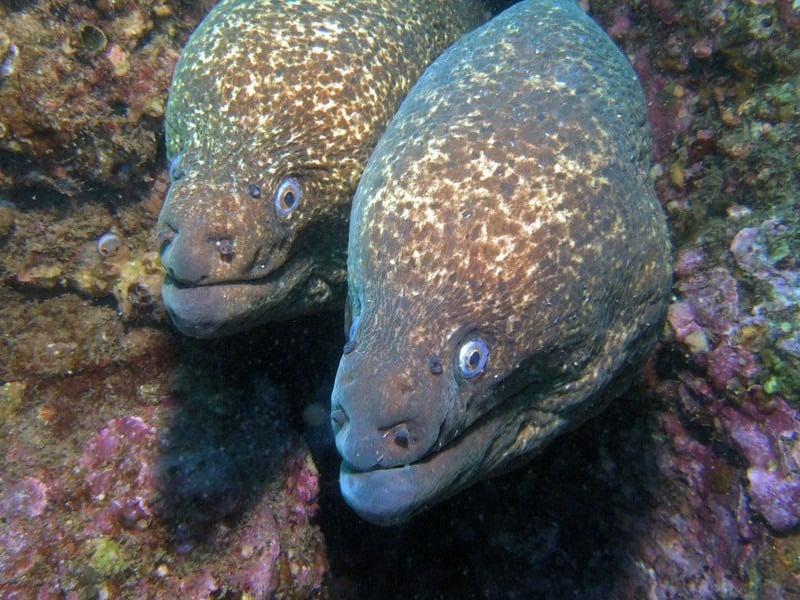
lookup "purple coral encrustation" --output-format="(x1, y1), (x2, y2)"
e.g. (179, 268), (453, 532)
(79, 414), (159, 537)
(719, 395), (800, 533)
(0, 477), (49, 520)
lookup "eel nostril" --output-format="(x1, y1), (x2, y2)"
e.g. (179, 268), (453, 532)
(381, 423), (413, 449)
(392, 425), (410, 449)
(215, 238), (235, 262)
(157, 228), (176, 253)
(330, 407), (347, 432)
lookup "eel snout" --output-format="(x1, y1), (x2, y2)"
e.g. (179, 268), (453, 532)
(155, 173), (313, 338)
(157, 177), (294, 287)
(331, 352), (447, 473)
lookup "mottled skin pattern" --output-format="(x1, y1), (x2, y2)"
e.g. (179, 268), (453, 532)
(331, 0), (672, 525)
(156, 0), (486, 337)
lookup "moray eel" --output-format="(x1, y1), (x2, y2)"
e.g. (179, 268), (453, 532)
(156, 0), (487, 337)
(331, 0), (672, 525)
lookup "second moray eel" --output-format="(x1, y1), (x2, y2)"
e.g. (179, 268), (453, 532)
(157, 0), (487, 337)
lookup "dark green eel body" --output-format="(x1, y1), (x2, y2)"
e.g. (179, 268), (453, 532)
(332, 0), (672, 525)
(156, 0), (486, 337)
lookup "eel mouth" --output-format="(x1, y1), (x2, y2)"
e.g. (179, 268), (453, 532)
(339, 399), (518, 527)
(161, 258), (313, 338)
(338, 376), (572, 527)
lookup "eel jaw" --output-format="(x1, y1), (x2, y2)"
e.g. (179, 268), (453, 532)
(161, 257), (316, 338)
(338, 422), (492, 526)
(338, 400), (541, 527)
(338, 379), (576, 526)
(339, 459), (461, 527)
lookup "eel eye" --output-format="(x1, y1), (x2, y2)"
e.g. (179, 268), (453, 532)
(457, 339), (488, 378)
(168, 153), (185, 182)
(274, 177), (301, 217)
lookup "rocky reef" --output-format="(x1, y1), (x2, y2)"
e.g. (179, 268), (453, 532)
(598, 1), (800, 592)
(0, 321), (329, 598)
(0, 0), (217, 194)
(1, 0), (799, 597)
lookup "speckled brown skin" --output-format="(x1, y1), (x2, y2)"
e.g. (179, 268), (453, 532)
(156, 0), (487, 338)
(331, 0), (672, 525)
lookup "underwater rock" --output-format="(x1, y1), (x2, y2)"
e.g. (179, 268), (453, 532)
(676, 268), (739, 338)
(720, 396), (800, 534)
(0, 199), (15, 238)
(0, 369), (327, 598)
(612, 408), (761, 597)
(1, 0), (799, 594)
(0, 32), (19, 79)
(731, 219), (800, 313)
(70, 238), (165, 320)
(80, 415), (160, 537)
(0, 476), (48, 520)
(154, 445), (243, 524)
(0, 0), (199, 193)
(332, 0), (671, 525)
(746, 468), (800, 533)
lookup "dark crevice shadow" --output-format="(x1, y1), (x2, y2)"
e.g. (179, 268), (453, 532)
(150, 310), (345, 549)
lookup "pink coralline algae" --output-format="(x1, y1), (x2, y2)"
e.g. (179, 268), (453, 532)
(1, 0), (799, 595)
(1, 375), (327, 598)
(79, 414), (159, 537)
(719, 396), (800, 533)
(659, 222), (800, 589)
(0, 474), (64, 597)
(0, 477), (49, 520)
(730, 219), (800, 313)
(668, 300), (709, 354)
(230, 455), (325, 598)
(284, 454), (321, 518)
(727, 220), (800, 395)
(730, 226), (774, 276)
(676, 267), (740, 338)
(0, 477), (51, 592)
(673, 247), (706, 279)
(615, 410), (759, 597)
(658, 202), (800, 591)
(747, 470), (800, 533)
(707, 343), (758, 394)
(669, 221), (799, 398)
(667, 244), (800, 534)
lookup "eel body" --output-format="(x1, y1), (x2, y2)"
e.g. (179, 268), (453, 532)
(331, 0), (672, 525)
(156, 0), (486, 337)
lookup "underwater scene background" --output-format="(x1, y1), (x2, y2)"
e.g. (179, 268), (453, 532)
(1, 0), (799, 597)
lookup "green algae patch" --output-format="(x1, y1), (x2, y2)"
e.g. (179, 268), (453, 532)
(761, 347), (800, 407)
(89, 538), (125, 579)
(0, 381), (27, 424)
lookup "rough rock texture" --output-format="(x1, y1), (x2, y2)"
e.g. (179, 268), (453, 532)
(0, 324), (330, 598)
(0, 0), (214, 195)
